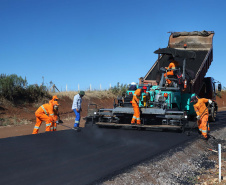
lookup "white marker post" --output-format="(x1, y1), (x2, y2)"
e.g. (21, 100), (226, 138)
(218, 144), (221, 182)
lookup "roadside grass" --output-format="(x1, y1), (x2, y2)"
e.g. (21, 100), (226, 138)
(50, 90), (117, 100)
(0, 117), (32, 127)
(0, 118), (10, 126)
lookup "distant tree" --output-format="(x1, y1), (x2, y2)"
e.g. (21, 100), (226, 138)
(0, 74), (49, 103)
(0, 74), (27, 101)
(109, 82), (129, 96)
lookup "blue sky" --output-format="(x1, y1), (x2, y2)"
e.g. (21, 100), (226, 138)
(1, 0), (226, 91)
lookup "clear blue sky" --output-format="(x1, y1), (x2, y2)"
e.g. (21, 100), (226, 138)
(1, 0), (226, 91)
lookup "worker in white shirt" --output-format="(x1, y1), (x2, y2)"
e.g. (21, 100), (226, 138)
(72, 91), (85, 129)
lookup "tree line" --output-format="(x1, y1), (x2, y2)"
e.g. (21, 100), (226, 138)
(0, 74), (129, 104)
(0, 74), (49, 103)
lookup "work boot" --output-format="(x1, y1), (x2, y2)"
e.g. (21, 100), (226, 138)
(198, 135), (208, 140)
(72, 127), (81, 132)
(197, 130), (202, 135)
(203, 135), (210, 141)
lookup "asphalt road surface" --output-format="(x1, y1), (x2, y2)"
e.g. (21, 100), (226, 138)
(0, 122), (200, 185)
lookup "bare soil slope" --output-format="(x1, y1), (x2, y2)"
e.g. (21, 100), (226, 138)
(0, 95), (115, 138)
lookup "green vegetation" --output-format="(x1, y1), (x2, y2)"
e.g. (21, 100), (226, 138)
(50, 82), (129, 100)
(0, 74), (128, 103)
(109, 82), (129, 96)
(0, 74), (50, 103)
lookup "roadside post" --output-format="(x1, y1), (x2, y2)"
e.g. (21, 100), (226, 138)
(218, 144), (221, 182)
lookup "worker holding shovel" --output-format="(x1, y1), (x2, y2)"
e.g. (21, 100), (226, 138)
(190, 96), (212, 140)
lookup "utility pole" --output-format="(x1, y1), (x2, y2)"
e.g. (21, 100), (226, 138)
(42, 76), (44, 85)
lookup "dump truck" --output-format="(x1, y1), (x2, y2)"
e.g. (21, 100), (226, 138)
(87, 31), (221, 131)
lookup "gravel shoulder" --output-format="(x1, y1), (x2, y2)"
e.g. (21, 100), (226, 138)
(103, 116), (226, 185)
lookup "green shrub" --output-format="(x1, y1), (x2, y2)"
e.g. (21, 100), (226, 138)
(0, 74), (27, 101)
(109, 82), (129, 96)
(0, 74), (50, 103)
(26, 84), (49, 102)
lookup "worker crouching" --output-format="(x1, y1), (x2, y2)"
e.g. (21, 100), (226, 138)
(131, 88), (142, 125)
(49, 96), (59, 132)
(190, 96), (212, 140)
(32, 100), (59, 134)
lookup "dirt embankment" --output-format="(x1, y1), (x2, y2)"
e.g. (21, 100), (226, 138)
(0, 95), (115, 138)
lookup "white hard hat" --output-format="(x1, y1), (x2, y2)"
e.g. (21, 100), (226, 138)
(131, 82), (136, 85)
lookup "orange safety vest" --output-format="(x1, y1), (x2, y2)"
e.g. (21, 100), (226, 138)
(166, 60), (179, 70)
(193, 98), (209, 118)
(132, 89), (142, 105)
(35, 103), (55, 121)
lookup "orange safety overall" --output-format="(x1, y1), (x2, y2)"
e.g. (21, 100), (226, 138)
(131, 89), (142, 125)
(51, 111), (58, 131)
(32, 103), (55, 134)
(164, 61), (179, 85)
(49, 96), (59, 132)
(193, 98), (210, 139)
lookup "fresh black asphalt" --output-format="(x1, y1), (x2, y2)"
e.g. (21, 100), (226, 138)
(0, 123), (199, 185)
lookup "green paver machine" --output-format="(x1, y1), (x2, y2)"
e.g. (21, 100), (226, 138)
(89, 31), (221, 131)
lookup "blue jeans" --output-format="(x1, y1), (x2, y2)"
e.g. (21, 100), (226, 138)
(73, 109), (80, 127)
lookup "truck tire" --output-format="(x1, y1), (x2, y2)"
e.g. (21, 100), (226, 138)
(209, 106), (216, 122)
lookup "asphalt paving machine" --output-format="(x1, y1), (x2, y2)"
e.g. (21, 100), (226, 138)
(87, 31), (221, 131)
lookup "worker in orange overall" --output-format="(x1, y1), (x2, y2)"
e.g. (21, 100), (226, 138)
(131, 88), (142, 125)
(49, 96), (59, 132)
(164, 56), (179, 86)
(190, 96), (212, 140)
(32, 100), (59, 134)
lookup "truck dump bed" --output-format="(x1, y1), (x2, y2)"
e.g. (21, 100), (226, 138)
(144, 31), (214, 94)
